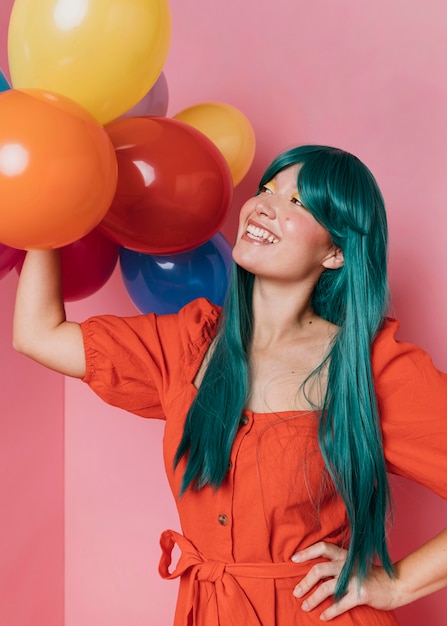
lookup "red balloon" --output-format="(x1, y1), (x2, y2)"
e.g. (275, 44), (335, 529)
(59, 229), (119, 301)
(16, 229), (119, 300)
(0, 243), (25, 280)
(100, 117), (233, 254)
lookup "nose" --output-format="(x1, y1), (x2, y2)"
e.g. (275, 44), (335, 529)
(255, 195), (276, 218)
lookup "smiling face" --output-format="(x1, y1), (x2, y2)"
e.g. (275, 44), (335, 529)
(232, 164), (343, 285)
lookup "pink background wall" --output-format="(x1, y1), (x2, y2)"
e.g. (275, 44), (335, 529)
(0, 270), (64, 626)
(1, 0), (447, 624)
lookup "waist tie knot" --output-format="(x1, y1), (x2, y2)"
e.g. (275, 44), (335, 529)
(159, 529), (319, 626)
(195, 559), (226, 583)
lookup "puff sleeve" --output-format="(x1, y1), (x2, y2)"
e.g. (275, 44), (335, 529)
(80, 298), (221, 419)
(372, 319), (447, 498)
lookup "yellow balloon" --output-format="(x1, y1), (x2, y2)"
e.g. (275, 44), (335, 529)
(174, 102), (256, 186)
(8, 0), (171, 125)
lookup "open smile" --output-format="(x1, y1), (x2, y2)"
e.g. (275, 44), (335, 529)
(246, 223), (279, 244)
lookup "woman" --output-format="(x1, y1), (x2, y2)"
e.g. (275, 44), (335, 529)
(13, 145), (447, 624)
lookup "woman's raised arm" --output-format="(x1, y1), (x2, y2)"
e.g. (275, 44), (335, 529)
(13, 249), (86, 378)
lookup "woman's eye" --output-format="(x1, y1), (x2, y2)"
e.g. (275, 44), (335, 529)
(291, 196), (303, 206)
(259, 185), (273, 195)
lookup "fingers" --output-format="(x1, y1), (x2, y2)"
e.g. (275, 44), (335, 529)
(292, 541), (345, 563)
(293, 560), (342, 600)
(318, 594), (358, 621)
(294, 565), (356, 621)
(291, 542), (348, 618)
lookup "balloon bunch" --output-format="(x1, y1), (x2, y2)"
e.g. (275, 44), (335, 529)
(0, 0), (256, 310)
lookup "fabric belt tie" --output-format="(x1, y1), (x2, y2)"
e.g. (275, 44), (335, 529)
(159, 529), (320, 626)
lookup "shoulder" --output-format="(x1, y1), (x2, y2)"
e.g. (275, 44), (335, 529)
(372, 317), (428, 374)
(170, 298), (222, 367)
(81, 298), (222, 382)
(82, 297), (221, 342)
(176, 297), (222, 342)
(372, 316), (447, 404)
(372, 319), (447, 495)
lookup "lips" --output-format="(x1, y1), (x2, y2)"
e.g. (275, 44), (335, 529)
(246, 223), (279, 244)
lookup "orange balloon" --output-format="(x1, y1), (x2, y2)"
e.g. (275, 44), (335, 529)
(173, 102), (256, 186)
(0, 88), (117, 249)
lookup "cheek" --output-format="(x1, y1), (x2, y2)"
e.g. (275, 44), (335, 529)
(236, 201), (252, 233)
(284, 217), (331, 249)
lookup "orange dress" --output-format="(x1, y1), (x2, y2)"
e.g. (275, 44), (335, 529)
(80, 298), (447, 625)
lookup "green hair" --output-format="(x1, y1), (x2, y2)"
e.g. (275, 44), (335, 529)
(175, 145), (394, 597)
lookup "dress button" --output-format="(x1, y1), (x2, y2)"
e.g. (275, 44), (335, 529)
(239, 414), (249, 427)
(218, 514), (229, 526)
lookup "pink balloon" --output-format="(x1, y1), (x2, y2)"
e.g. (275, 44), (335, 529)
(0, 243), (25, 280)
(119, 72), (169, 118)
(60, 229), (119, 301)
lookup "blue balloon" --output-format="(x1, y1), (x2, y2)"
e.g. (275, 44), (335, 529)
(120, 232), (233, 314)
(0, 70), (10, 92)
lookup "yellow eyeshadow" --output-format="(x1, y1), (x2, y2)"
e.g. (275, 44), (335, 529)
(264, 180), (275, 191)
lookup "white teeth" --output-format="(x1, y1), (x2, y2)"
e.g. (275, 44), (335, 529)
(246, 224), (279, 244)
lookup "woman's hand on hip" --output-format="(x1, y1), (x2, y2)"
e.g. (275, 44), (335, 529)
(291, 541), (400, 621)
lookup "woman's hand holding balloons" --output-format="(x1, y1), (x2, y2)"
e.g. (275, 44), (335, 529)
(59, 230), (119, 301)
(16, 230), (120, 301)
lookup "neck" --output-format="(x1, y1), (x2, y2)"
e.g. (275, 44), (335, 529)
(251, 276), (317, 344)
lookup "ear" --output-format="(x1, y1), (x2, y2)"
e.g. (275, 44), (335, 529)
(321, 246), (344, 270)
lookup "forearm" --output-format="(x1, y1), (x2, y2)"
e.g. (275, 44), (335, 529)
(13, 249), (86, 377)
(392, 526), (447, 606)
(14, 249), (65, 341)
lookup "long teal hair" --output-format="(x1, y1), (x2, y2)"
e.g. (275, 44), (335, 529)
(175, 145), (394, 596)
